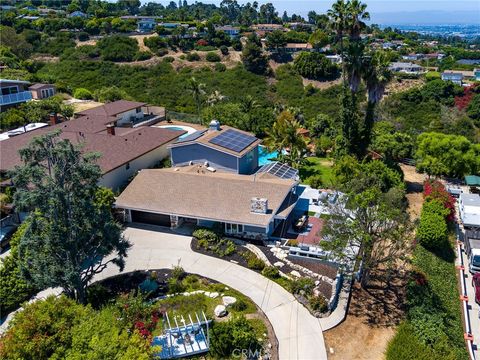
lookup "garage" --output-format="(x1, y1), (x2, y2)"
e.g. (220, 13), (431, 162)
(131, 211), (171, 227)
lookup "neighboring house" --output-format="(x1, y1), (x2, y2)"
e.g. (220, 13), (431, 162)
(0, 100), (176, 190)
(137, 18), (157, 33)
(388, 62), (424, 75)
(459, 193), (480, 229)
(424, 53), (445, 60)
(215, 25), (240, 38)
(284, 43), (316, 53)
(252, 24), (285, 32)
(457, 59), (480, 66)
(287, 22), (314, 30)
(475, 68), (480, 81)
(0, 79), (32, 111)
(402, 53), (423, 61)
(169, 120), (261, 175)
(29, 83), (56, 100)
(158, 22), (187, 29)
(441, 71), (464, 85)
(68, 11), (87, 18)
(326, 55), (342, 64)
(115, 164), (299, 240)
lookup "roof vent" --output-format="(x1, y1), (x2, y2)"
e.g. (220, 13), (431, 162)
(209, 119), (220, 131)
(251, 197), (268, 214)
(204, 161), (209, 167)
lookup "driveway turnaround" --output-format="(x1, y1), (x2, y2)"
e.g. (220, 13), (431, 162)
(96, 225), (328, 360)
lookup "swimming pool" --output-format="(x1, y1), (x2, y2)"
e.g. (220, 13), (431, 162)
(155, 124), (197, 139)
(258, 145), (279, 166)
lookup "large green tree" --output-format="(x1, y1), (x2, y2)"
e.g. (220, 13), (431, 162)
(11, 131), (130, 304)
(241, 33), (268, 75)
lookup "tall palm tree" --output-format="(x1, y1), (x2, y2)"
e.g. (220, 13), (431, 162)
(327, 0), (348, 54)
(206, 90), (225, 106)
(344, 41), (365, 92)
(346, 0), (370, 40)
(186, 77), (206, 119)
(360, 51), (393, 155)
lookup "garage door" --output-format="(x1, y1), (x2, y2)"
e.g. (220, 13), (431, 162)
(131, 211), (171, 227)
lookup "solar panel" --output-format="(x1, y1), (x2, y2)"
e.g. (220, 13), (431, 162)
(258, 161), (298, 180)
(209, 129), (257, 153)
(175, 130), (206, 143)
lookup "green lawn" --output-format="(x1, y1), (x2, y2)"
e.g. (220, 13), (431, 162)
(299, 157), (335, 187)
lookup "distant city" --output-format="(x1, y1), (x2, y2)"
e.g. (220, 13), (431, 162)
(379, 24), (480, 39)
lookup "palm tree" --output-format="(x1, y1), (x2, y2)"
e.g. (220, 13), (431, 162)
(344, 41), (365, 92)
(264, 110), (308, 168)
(206, 90), (225, 106)
(186, 77), (206, 119)
(239, 95), (260, 114)
(346, 0), (370, 40)
(360, 51), (393, 155)
(327, 0), (348, 57)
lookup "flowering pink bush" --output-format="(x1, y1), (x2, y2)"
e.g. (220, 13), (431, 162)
(423, 180), (455, 221)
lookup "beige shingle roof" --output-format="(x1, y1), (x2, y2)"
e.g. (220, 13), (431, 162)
(115, 166), (297, 227)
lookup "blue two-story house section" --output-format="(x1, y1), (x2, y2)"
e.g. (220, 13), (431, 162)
(169, 121), (261, 175)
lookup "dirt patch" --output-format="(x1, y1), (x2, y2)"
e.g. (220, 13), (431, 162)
(385, 78), (425, 97)
(76, 39), (97, 47)
(129, 34), (157, 51)
(324, 268), (407, 360)
(400, 164), (426, 220)
(302, 77), (341, 90)
(69, 100), (104, 113)
(31, 55), (59, 63)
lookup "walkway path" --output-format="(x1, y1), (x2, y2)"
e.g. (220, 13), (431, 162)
(96, 225), (328, 360)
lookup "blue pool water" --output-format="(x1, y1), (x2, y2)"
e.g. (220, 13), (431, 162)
(258, 145), (279, 166)
(159, 125), (193, 139)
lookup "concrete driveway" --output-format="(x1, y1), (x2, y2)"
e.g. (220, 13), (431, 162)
(96, 225), (327, 360)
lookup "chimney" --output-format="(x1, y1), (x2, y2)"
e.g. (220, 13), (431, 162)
(106, 124), (115, 136)
(251, 197), (268, 214)
(209, 119), (220, 131)
(49, 113), (58, 126)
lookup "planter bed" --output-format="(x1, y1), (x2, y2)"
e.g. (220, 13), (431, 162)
(287, 256), (338, 280)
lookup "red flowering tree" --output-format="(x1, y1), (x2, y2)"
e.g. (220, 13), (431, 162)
(423, 180), (455, 221)
(455, 84), (478, 110)
(196, 39), (208, 47)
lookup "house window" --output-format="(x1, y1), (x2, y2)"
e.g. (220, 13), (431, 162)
(1, 86), (18, 95)
(136, 107), (141, 113)
(225, 223), (244, 234)
(126, 162), (130, 170)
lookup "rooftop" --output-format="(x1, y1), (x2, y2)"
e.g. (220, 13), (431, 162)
(115, 165), (297, 227)
(77, 100), (146, 117)
(461, 193), (480, 208)
(28, 83), (55, 90)
(169, 125), (261, 157)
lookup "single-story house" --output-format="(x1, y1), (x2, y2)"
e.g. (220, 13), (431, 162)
(457, 59), (480, 66)
(402, 53), (424, 61)
(459, 193), (480, 229)
(442, 71), (464, 85)
(475, 68), (480, 81)
(115, 164), (299, 240)
(284, 43), (316, 53)
(252, 24), (285, 32)
(29, 83), (56, 100)
(0, 101), (178, 190)
(68, 11), (87, 18)
(388, 62), (424, 75)
(0, 79), (32, 111)
(215, 25), (240, 38)
(138, 18), (157, 32)
(326, 55), (342, 64)
(169, 120), (261, 175)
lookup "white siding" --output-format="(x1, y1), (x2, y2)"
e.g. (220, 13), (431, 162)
(116, 109), (143, 125)
(99, 144), (170, 190)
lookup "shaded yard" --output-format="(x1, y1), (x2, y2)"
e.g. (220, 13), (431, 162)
(299, 157), (335, 187)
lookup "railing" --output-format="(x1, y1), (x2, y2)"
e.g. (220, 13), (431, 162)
(166, 110), (203, 125)
(0, 91), (32, 106)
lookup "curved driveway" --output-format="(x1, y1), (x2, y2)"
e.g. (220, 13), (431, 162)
(96, 225), (327, 360)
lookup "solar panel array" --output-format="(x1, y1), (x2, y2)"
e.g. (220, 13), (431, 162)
(258, 161), (298, 180)
(209, 129), (257, 153)
(175, 130), (206, 143)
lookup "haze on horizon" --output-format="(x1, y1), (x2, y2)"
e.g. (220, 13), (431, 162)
(141, 0), (480, 24)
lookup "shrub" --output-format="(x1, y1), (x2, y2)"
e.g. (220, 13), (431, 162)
(97, 35), (139, 62)
(193, 228), (218, 242)
(245, 253), (265, 271)
(167, 277), (186, 294)
(309, 295), (328, 312)
(186, 52), (200, 61)
(206, 52), (221, 62)
(290, 277), (315, 295)
(262, 266), (280, 279)
(214, 63), (226, 72)
(293, 52), (339, 80)
(157, 48), (169, 57)
(220, 45), (229, 55)
(417, 211), (447, 249)
(231, 299), (248, 312)
(163, 56), (174, 63)
(232, 40), (242, 51)
(94, 86), (128, 103)
(73, 87), (93, 100)
(134, 51), (152, 61)
(425, 71), (440, 81)
(209, 316), (261, 358)
(171, 265), (185, 280)
(224, 240), (236, 256)
(77, 32), (90, 41)
(306, 174), (323, 189)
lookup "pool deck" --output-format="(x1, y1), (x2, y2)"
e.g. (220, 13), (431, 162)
(156, 120), (206, 131)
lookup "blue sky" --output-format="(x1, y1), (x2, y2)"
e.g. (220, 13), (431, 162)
(144, 0), (480, 24)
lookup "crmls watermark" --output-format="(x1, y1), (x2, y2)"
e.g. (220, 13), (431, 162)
(232, 348), (262, 358)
